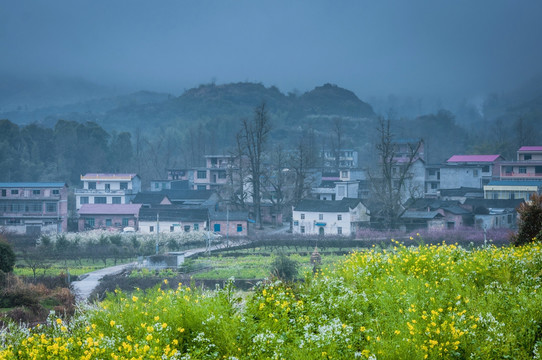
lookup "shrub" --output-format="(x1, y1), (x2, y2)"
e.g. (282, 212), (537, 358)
(0, 239), (16, 273)
(270, 252), (299, 281)
(511, 193), (542, 246)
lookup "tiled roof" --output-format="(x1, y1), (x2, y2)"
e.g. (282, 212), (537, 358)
(81, 173), (138, 180)
(139, 206), (208, 222)
(518, 146), (542, 152)
(0, 182), (67, 188)
(294, 198), (362, 212)
(132, 192), (171, 205)
(78, 204), (142, 215)
(447, 155), (501, 163)
(160, 189), (215, 200)
(401, 211), (443, 219)
(209, 211), (248, 221)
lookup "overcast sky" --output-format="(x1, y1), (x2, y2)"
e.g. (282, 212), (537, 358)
(1, 1), (542, 99)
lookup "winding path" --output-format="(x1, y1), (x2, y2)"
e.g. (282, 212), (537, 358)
(70, 262), (135, 302)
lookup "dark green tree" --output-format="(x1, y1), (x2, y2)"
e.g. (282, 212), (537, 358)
(270, 253), (299, 282)
(511, 193), (542, 246)
(0, 238), (16, 273)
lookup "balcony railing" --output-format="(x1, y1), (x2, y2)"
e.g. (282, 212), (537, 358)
(501, 172), (542, 178)
(74, 189), (130, 194)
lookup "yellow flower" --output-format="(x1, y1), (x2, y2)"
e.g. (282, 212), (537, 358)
(132, 296), (138, 302)
(163, 279), (168, 285)
(56, 318), (62, 325)
(161, 323), (167, 329)
(110, 320), (115, 327)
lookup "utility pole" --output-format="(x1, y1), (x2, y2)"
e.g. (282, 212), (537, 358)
(156, 213), (160, 254)
(226, 205), (229, 248)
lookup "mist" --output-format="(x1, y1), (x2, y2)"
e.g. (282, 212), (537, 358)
(1, 0), (542, 106)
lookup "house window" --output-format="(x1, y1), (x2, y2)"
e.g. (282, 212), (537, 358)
(524, 154), (532, 160)
(112, 197), (121, 204)
(86, 218), (95, 228)
(197, 171), (207, 179)
(95, 197), (107, 204)
(25, 202), (42, 212)
(33, 189), (40, 195)
(519, 167), (527, 174)
(80, 196), (89, 204)
(45, 203), (57, 213)
(194, 223), (199, 231)
(214, 223), (221, 232)
(301, 214), (305, 219)
(52, 189), (60, 195)
(341, 171), (348, 178)
(507, 214), (512, 224)
(184, 225), (190, 232)
(88, 182), (96, 190)
(11, 189), (19, 195)
(218, 171), (227, 179)
(122, 218), (130, 227)
(337, 214), (342, 221)
(447, 222), (455, 229)
(473, 170), (479, 177)
(431, 183), (438, 189)
(294, 220), (299, 226)
(1, 189), (5, 197)
(482, 166), (490, 173)
(319, 214), (323, 220)
(197, 185), (207, 190)
(300, 226), (305, 234)
(170, 225), (175, 232)
(120, 182), (128, 190)
(154, 182), (160, 189)
(150, 226), (154, 232)
(337, 227), (342, 235)
(106, 219), (112, 227)
(237, 224), (243, 232)
(428, 169), (436, 176)
(105, 184), (111, 191)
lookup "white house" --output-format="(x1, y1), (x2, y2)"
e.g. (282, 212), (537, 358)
(75, 173), (141, 210)
(292, 198), (370, 236)
(138, 206), (208, 234)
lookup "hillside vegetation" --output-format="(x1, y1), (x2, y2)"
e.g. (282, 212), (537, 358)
(2, 240), (542, 359)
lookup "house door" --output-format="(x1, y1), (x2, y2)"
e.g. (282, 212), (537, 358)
(318, 227), (324, 236)
(214, 223), (221, 232)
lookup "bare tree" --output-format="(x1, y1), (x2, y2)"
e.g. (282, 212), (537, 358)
(368, 117), (422, 229)
(239, 103), (271, 229)
(262, 144), (289, 218)
(332, 118), (344, 169)
(288, 137), (315, 231)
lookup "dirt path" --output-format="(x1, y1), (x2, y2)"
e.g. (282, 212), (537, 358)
(70, 262), (135, 302)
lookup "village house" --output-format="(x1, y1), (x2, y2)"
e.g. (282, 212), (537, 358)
(138, 206), (208, 234)
(193, 155), (234, 191)
(292, 198), (370, 236)
(462, 198), (523, 229)
(75, 173), (141, 210)
(403, 199), (473, 230)
(483, 180), (542, 201)
(440, 155), (503, 190)
(0, 182), (69, 234)
(209, 210), (249, 237)
(321, 149), (359, 168)
(78, 204), (142, 231)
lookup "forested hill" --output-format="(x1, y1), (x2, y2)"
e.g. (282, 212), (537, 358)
(0, 82), (376, 133)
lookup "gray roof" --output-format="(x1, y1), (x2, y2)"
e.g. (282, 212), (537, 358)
(132, 192), (171, 205)
(401, 211), (443, 219)
(209, 211), (248, 221)
(139, 206), (208, 222)
(0, 182), (67, 188)
(294, 198), (362, 212)
(487, 180), (542, 187)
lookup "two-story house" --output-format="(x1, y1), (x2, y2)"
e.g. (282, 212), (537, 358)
(321, 149), (359, 169)
(138, 206), (208, 234)
(440, 155), (503, 190)
(75, 173), (141, 210)
(292, 198), (370, 236)
(0, 182), (68, 234)
(498, 146), (542, 181)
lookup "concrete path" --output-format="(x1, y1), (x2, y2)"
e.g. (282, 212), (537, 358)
(71, 262), (135, 303)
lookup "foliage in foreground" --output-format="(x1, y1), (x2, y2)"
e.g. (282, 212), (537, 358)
(512, 192), (542, 246)
(2, 241), (542, 359)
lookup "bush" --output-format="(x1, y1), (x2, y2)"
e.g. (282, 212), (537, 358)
(511, 193), (542, 246)
(270, 253), (299, 281)
(0, 239), (16, 273)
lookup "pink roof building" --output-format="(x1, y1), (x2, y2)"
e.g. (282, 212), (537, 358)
(447, 155), (503, 163)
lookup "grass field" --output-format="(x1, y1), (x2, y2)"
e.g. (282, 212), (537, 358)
(3, 239), (542, 359)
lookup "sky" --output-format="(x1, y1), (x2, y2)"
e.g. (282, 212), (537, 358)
(1, 1), (542, 100)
